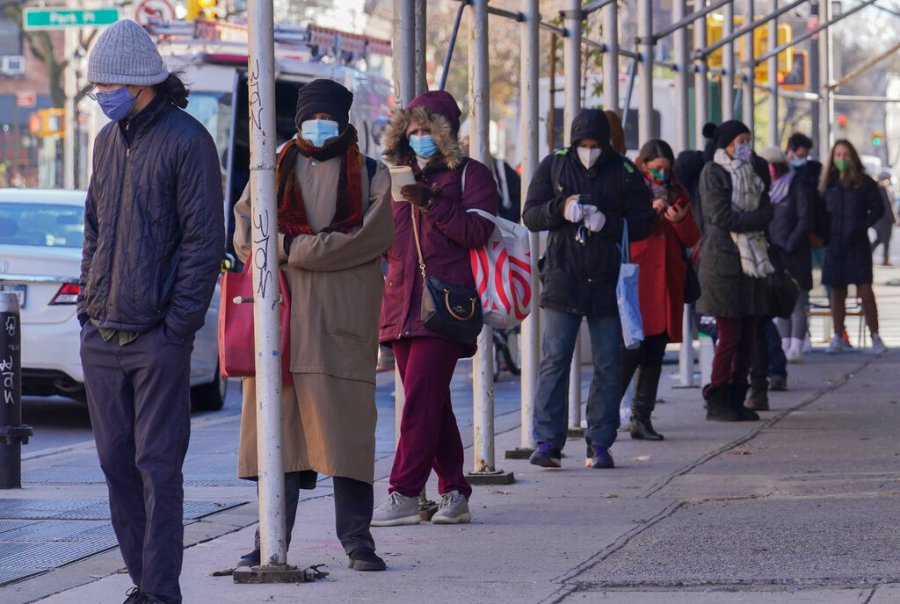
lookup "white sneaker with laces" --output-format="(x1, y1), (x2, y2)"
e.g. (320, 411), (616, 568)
(371, 492), (421, 527)
(871, 333), (888, 355)
(826, 335), (843, 355)
(431, 490), (471, 525)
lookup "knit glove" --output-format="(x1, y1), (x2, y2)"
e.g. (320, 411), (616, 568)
(582, 205), (606, 232)
(401, 183), (442, 208)
(563, 196), (584, 223)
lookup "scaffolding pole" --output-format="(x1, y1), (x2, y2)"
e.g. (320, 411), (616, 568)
(468, 0), (513, 485)
(768, 0), (779, 146)
(637, 0), (654, 144)
(741, 0), (755, 133)
(818, 0), (833, 151)
(694, 0), (709, 147)
(414, 0), (427, 95)
(564, 0), (584, 437)
(509, 0), (541, 459)
(722, 0), (735, 120)
(603, 0), (619, 112)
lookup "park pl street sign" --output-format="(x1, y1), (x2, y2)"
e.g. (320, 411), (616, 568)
(23, 8), (120, 31)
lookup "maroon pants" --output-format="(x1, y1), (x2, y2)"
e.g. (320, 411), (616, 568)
(390, 337), (472, 499)
(711, 316), (759, 389)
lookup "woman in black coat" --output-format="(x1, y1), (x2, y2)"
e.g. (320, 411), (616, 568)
(820, 139), (887, 355)
(759, 146), (814, 363)
(696, 120), (774, 422)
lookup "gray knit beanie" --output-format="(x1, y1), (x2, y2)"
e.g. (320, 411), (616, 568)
(88, 19), (168, 86)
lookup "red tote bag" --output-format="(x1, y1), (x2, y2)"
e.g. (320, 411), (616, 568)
(217, 255), (292, 384)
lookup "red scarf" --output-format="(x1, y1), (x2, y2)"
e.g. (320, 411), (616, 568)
(275, 126), (363, 237)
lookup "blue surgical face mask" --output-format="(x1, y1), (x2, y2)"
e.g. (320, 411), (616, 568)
(300, 119), (340, 148)
(97, 86), (137, 122)
(790, 157), (808, 169)
(734, 143), (753, 162)
(409, 134), (439, 158)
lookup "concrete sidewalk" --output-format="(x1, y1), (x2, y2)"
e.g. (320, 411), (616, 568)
(5, 264), (900, 604)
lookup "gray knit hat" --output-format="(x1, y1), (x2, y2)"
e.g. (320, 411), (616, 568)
(88, 19), (168, 86)
(758, 146), (787, 165)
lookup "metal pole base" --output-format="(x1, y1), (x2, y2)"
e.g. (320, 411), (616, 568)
(466, 470), (516, 485)
(233, 564), (326, 584)
(671, 383), (701, 389)
(504, 447), (534, 460)
(566, 427), (585, 439)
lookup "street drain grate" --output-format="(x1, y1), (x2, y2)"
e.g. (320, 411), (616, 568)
(0, 498), (247, 587)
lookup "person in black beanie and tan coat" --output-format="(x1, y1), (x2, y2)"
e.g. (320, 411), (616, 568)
(234, 78), (394, 571)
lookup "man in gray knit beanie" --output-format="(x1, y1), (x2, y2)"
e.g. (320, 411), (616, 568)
(80, 17), (224, 604)
(87, 19), (170, 121)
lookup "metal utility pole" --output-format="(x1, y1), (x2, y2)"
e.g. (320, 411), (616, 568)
(233, 0), (306, 584)
(741, 0), (755, 132)
(603, 0), (619, 112)
(637, 0), (654, 144)
(564, 0), (583, 436)
(768, 0), (779, 146)
(414, 0), (427, 95)
(467, 0), (513, 485)
(722, 0), (735, 120)
(694, 0), (709, 146)
(510, 0), (541, 457)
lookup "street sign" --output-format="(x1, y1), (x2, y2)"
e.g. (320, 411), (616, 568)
(22, 8), (120, 31)
(15, 92), (36, 108)
(135, 0), (176, 26)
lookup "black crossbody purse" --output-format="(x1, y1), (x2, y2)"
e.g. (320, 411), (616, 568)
(410, 205), (483, 342)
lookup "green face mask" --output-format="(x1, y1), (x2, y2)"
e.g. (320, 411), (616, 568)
(834, 158), (850, 172)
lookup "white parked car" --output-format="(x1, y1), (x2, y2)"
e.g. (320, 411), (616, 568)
(0, 188), (227, 411)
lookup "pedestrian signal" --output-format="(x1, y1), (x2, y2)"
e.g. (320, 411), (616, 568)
(780, 51), (807, 90)
(872, 131), (884, 146)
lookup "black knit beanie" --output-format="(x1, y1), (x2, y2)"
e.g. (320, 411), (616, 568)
(295, 79), (353, 130)
(714, 120), (751, 150)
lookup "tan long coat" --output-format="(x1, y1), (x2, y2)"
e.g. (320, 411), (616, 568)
(235, 154), (393, 483)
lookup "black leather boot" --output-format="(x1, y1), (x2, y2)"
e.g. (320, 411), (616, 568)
(731, 383), (761, 421)
(630, 365), (664, 440)
(746, 385), (770, 411)
(705, 384), (743, 421)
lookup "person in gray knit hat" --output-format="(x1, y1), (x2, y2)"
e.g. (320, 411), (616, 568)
(80, 18), (224, 604)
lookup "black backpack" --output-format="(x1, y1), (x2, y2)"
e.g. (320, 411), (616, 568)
(810, 195), (831, 247)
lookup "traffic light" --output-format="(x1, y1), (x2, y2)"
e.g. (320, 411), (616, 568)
(753, 24), (793, 84)
(28, 108), (65, 138)
(837, 114), (848, 128)
(186, 0), (217, 20)
(872, 131), (884, 146)
(780, 51), (808, 90)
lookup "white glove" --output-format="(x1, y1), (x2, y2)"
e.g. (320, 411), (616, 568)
(564, 196), (584, 223)
(582, 205), (606, 232)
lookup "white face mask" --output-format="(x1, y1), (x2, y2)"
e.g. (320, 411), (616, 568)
(577, 146), (602, 169)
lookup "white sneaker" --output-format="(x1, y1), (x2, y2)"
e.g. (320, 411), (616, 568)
(786, 338), (804, 363)
(871, 333), (888, 355)
(371, 492), (421, 527)
(430, 490), (471, 525)
(826, 335), (843, 355)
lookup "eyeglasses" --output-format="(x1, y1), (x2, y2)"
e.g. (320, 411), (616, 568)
(575, 224), (588, 246)
(85, 85), (123, 101)
(86, 86), (99, 101)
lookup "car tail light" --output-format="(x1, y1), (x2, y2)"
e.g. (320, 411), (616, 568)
(49, 282), (80, 305)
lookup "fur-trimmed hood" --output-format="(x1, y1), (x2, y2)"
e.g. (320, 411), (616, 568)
(382, 92), (466, 170)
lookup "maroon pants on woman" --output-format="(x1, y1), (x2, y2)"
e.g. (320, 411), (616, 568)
(389, 337), (472, 499)
(711, 316), (759, 388)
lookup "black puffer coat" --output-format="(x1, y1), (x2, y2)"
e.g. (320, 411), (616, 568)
(78, 96), (225, 338)
(768, 173), (815, 291)
(821, 175), (883, 286)
(696, 160), (774, 319)
(523, 110), (654, 317)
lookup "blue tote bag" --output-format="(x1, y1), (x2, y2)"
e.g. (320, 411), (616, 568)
(616, 221), (644, 350)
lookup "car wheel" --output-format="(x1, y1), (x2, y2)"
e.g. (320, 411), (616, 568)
(191, 364), (227, 412)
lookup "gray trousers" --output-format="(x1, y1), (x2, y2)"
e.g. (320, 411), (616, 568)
(253, 471), (376, 557)
(80, 321), (194, 604)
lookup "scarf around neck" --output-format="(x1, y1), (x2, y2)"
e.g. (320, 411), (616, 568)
(769, 169), (794, 205)
(276, 125), (363, 237)
(713, 148), (774, 278)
